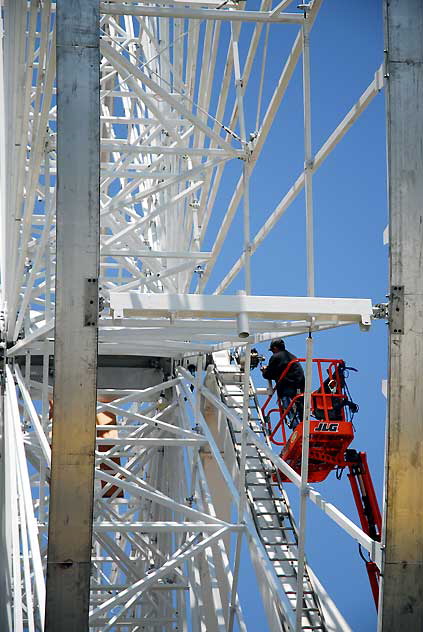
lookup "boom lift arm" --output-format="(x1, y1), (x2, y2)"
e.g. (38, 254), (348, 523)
(345, 449), (382, 608)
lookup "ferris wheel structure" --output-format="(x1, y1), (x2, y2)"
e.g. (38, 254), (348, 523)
(0, 0), (422, 630)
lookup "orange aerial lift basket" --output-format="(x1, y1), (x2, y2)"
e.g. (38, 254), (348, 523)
(261, 358), (356, 482)
(260, 357), (382, 609)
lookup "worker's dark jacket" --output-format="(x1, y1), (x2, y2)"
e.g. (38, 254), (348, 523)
(262, 350), (305, 397)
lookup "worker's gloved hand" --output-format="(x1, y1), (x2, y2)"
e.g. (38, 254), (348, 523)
(260, 365), (267, 371)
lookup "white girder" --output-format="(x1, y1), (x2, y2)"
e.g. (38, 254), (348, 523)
(0, 0), (385, 630)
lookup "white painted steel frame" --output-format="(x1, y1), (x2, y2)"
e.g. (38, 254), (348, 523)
(0, 0), (385, 630)
(109, 292), (373, 324)
(295, 18), (314, 629)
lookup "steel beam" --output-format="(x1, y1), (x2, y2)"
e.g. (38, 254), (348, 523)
(100, 3), (304, 23)
(110, 291), (373, 327)
(45, 2), (99, 630)
(381, 1), (423, 628)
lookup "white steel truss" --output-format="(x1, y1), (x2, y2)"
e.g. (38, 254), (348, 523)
(0, 1), (385, 630)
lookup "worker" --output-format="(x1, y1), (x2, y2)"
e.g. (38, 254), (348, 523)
(261, 338), (305, 428)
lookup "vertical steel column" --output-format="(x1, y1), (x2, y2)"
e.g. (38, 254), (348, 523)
(302, 16), (314, 299)
(45, 2), (99, 630)
(381, 0), (423, 629)
(295, 14), (314, 631)
(295, 333), (313, 631)
(232, 24), (251, 295)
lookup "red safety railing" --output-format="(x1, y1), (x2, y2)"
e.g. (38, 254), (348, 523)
(261, 358), (349, 446)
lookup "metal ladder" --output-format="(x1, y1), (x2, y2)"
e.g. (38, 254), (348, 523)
(212, 352), (327, 632)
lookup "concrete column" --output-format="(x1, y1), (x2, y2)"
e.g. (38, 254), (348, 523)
(381, 1), (423, 628)
(45, 1), (99, 629)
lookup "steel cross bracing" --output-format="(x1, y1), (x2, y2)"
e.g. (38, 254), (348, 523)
(0, 0), (385, 630)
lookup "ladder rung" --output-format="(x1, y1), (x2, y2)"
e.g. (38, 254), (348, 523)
(251, 497), (277, 501)
(253, 495), (285, 501)
(255, 516), (292, 523)
(259, 526), (292, 531)
(255, 518), (292, 525)
(262, 536), (296, 544)
(263, 544), (297, 551)
(245, 468), (271, 473)
(268, 558), (296, 563)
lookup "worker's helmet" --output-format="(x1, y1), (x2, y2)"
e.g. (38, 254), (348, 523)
(269, 338), (285, 351)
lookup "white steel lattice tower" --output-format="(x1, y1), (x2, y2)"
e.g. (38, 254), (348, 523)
(0, 1), (390, 631)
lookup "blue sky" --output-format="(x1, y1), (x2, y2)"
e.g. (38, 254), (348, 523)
(203, 2), (386, 629)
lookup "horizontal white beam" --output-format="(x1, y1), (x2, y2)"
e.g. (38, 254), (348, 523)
(91, 522), (244, 533)
(97, 324), (354, 348)
(103, 0), (244, 7)
(99, 316), (318, 331)
(100, 3), (304, 23)
(110, 292), (373, 327)
(100, 249), (211, 259)
(7, 321), (357, 357)
(96, 437), (207, 446)
(12, 341), (215, 357)
(100, 142), (244, 158)
(88, 583), (188, 591)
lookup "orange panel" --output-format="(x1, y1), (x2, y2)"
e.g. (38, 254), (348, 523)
(276, 420), (354, 483)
